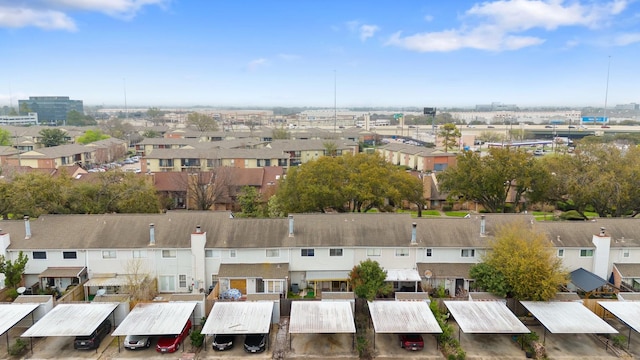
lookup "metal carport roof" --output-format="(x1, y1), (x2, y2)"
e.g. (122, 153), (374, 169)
(368, 301), (441, 334)
(598, 301), (640, 349)
(22, 303), (117, 337)
(201, 301), (273, 335)
(385, 269), (421, 282)
(112, 302), (197, 336)
(520, 301), (617, 334)
(289, 301), (355, 334)
(0, 304), (39, 336)
(444, 301), (529, 334)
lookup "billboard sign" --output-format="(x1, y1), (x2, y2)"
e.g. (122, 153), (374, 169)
(393, 113), (403, 119)
(423, 107), (436, 115)
(582, 116), (608, 124)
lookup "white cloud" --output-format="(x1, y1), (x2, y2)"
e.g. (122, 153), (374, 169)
(0, 5), (76, 30)
(247, 58), (268, 71)
(613, 32), (640, 45)
(424, 15), (434, 22)
(346, 20), (380, 41)
(387, 0), (630, 52)
(0, 0), (166, 30)
(359, 24), (379, 41)
(48, 0), (168, 19)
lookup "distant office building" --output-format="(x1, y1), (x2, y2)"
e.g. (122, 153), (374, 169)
(18, 96), (83, 125)
(0, 112), (39, 126)
(615, 103), (639, 111)
(475, 102), (518, 111)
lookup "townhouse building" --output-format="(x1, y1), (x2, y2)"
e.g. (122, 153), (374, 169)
(376, 142), (457, 172)
(5, 144), (96, 169)
(265, 139), (359, 166)
(0, 213), (638, 301)
(143, 148), (290, 172)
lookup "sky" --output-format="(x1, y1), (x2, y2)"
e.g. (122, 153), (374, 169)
(1, 0), (639, 109)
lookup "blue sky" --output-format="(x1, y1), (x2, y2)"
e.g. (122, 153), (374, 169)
(1, 1), (639, 108)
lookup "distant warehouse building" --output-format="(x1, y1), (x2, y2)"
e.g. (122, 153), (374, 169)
(0, 112), (38, 125)
(18, 96), (83, 125)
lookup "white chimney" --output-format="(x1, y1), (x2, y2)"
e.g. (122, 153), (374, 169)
(592, 227), (611, 280)
(288, 215), (294, 237)
(411, 223), (417, 245)
(24, 216), (31, 240)
(196, 225), (202, 233)
(149, 223), (155, 246)
(480, 215), (486, 236)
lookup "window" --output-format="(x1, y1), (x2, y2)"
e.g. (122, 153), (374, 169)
(162, 250), (177, 258)
(426, 248), (432, 257)
(461, 249), (475, 258)
(367, 248), (381, 257)
(133, 250), (147, 258)
(266, 249), (280, 257)
(205, 249), (220, 258)
(301, 248), (315, 257)
(102, 250), (116, 259)
(580, 249), (594, 257)
(623, 249), (630, 258)
(32, 251), (47, 260)
(159, 275), (176, 292)
(229, 249), (236, 258)
(63, 251), (77, 259)
(329, 248), (343, 257)
(395, 248), (410, 257)
(557, 249), (564, 257)
(179, 274), (187, 288)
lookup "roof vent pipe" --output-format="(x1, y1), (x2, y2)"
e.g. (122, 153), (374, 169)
(480, 215), (486, 236)
(196, 225), (201, 233)
(149, 223), (155, 246)
(288, 215), (294, 237)
(411, 223), (417, 245)
(24, 216), (31, 240)
(600, 227), (606, 236)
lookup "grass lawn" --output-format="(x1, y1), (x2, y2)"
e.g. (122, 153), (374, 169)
(444, 211), (470, 217)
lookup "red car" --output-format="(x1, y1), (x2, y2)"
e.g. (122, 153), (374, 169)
(399, 334), (424, 351)
(156, 319), (192, 353)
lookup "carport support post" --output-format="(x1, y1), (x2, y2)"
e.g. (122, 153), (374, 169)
(628, 327), (632, 350)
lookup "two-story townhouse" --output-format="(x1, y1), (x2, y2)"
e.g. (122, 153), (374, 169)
(84, 138), (128, 164)
(6, 144), (96, 169)
(266, 139), (359, 166)
(1, 212), (638, 301)
(135, 138), (202, 157)
(376, 142), (457, 172)
(143, 148), (290, 172)
(0, 146), (18, 165)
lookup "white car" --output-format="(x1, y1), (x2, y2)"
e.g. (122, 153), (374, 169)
(124, 334), (151, 350)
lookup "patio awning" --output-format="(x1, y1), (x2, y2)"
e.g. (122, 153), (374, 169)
(570, 268), (608, 292)
(306, 270), (350, 281)
(84, 274), (144, 287)
(385, 269), (421, 282)
(38, 267), (86, 278)
(218, 263), (289, 279)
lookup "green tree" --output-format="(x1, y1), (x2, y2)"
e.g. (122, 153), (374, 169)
(101, 119), (134, 140)
(0, 251), (28, 289)
(38, 128), (68, 147)
(147, 107), (164, 125)
(349, 259), (392, 301)
(437, 147), (550, 213)
(0, 128), (11, 146)
(142, 130), (160, 138)
(8, 172), (71, 217)
(437, 123), (461, 152)
(391, 171), (426, 217)
(477, 130), (505, 144)
(76, 129), (110, 144)
(237, 186), (262, 217)
(323, 141), (338, 156)
(470, 222), (568, 301)
(19, 102), (31, 115)
(187, 112), (218, 132)
(272, 127), (291, 140)
(66, 110), (96, 126)
(69, 172), (160, 213)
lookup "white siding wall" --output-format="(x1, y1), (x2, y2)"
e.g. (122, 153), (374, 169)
(415, 247), (485, 263)
(20, 249), (86, 275)
(289, 247), (355, 271)
(559, 248), (595, 273)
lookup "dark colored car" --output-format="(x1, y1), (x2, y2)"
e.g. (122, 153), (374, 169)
(399, 333), (424, 351)
(212, 334), (235, 351)
(156, 319), (192, 353)
(74, 319), (111, 350)
(244, 333), (267, 353)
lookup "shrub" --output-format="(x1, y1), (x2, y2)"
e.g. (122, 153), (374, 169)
(189, 329), (204, 348)
(559, 210), (585, 220)
(612, 335), (627, 349)
(8, 338), (26, 356)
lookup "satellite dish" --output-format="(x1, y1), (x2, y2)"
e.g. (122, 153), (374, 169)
(424, 270), (433, 279)
(17, 287), (26, 295)
(95, 289), (107, 296)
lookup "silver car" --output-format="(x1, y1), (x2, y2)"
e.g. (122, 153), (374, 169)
(124, 334), (151, 350)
